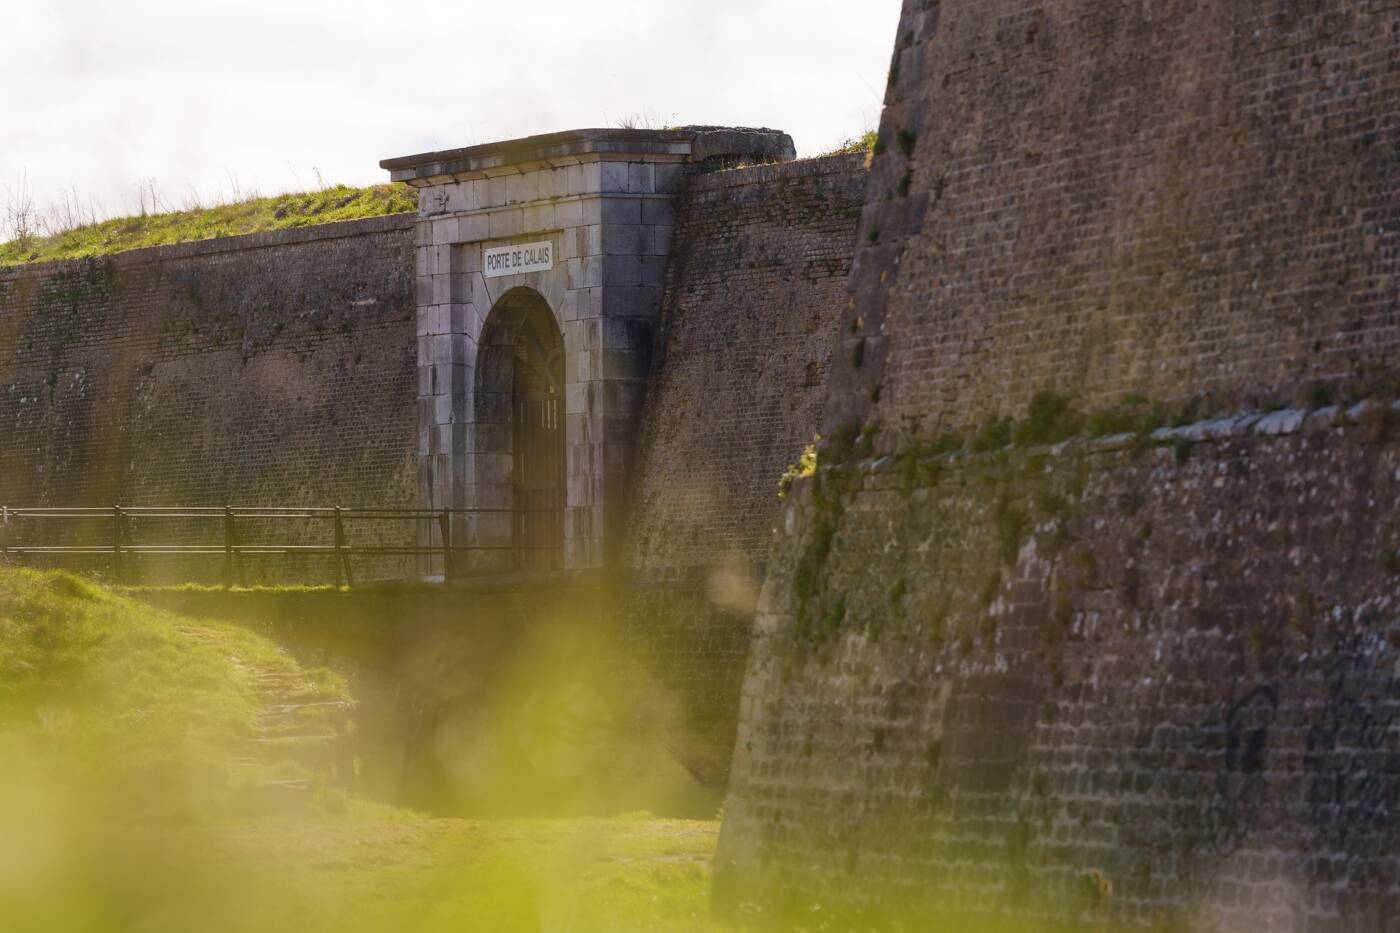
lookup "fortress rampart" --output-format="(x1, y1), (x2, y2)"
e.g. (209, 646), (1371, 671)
(626, 152), (868, 579)
(0, 149), (868, 787)
(827, 0), (1400, 437)
(5, 2), (1399, 920)
(0, 215), (418, 510)
(623, 152), (869, 784)
(716, 0), (1400, 927)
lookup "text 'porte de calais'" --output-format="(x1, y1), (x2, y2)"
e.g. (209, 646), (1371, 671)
(483, 241), (554, 278)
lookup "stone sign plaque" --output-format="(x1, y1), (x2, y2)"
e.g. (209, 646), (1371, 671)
(483, 241), (554, 278)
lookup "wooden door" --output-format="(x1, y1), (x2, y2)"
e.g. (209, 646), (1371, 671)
(511, 330), (564, 571)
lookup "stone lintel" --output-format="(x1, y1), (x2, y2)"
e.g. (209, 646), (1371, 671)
(381, 126), (795, 186)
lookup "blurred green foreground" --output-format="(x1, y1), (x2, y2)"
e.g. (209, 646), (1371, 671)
(0, 567), (721, 932)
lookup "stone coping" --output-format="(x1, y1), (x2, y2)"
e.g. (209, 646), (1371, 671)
(682, 152), (870, 194)
(0, 212), (415, 278)
(837, 399), (1400, 480)
(381, 126), (796, 185)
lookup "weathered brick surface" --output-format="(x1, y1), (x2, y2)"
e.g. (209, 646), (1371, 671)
(621, 155), (868, 782)
(0, 216), (418, 579)
(718, 0), (1400, 924)
(829, 0), (1400, 436)
(619, 579), (758, 788)
(626, 153), (868, 575)
(718, 411), (1400, 928)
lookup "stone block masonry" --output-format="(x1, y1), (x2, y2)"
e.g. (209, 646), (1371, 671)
(717, 0), (1400, 926)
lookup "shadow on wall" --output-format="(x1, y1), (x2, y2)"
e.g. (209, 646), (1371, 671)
(134, 581), (733, 819)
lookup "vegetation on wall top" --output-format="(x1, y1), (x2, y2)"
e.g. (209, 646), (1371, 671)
(0, 183), (416, 267)
(824, 131), (879, 157)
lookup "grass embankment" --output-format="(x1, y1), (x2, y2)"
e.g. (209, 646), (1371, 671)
(0, 567), (723, 932)
(0, 184), (416, 266)
(72, 817), (722, 933)
(0, 567), (348, 813)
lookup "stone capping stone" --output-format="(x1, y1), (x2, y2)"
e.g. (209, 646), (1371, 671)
(0, 212), (415, 278)
(380, 126), (797, 185)
(682, 152), (870, 194)
(834, 400), (1400, 481)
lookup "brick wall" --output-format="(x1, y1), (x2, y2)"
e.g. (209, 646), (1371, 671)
(718, 406), (1400, 928)
(829, 0), (1400, 437)
(0, 216), (418, 580)
(717, 0), (1400, 924)
(620, 154), (868, 783)
(626, 153), (868, 577)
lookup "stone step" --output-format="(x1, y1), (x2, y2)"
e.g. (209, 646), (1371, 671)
(253, 734), (345, 766)
(179, 624), (355, 792)
(233, 779), (319, 817)
(256, 702), (352, 722)
(257, 714), (347, 739)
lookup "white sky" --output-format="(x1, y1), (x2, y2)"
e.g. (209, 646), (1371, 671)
(0, 0), (903, 235)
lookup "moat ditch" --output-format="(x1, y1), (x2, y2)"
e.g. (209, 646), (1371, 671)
(131, 582), (729, 820)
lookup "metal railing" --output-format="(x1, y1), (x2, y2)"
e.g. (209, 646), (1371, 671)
(0, 506), (564, 586)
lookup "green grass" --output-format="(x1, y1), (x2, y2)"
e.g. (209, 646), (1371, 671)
(7, 815), (725, 933)
(0, 567), (347, 814)
(0, 184), (416, 266)
(0, 567), (727, 931)
(825, 130), (879, 156)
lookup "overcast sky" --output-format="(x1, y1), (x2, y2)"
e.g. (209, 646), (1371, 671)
(0, 0), (903, 236)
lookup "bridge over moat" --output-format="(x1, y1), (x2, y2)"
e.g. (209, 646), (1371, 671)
(0, 504), (571, 586)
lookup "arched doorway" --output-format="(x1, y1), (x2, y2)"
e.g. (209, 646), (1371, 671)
(475, 288), (565, 572)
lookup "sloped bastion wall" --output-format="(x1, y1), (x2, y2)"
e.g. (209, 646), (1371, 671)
(716, 403), (1400, 929)
(828, 0), (1400, 436)
(716, 0), (1400, 928)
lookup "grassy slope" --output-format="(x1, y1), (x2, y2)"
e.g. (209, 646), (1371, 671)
(0, 567), (724, 932)
(0, 183), (416, 267)
(0, 567), (340, 806)
(67, 817), (723, 933)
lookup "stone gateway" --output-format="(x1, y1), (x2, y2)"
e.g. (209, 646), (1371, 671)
(379, 127), (798, 572)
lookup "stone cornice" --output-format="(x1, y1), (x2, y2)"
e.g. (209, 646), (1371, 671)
(381, 126), (795, 186)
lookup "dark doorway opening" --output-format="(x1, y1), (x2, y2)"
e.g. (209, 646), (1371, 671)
(477, 288), (565, 573)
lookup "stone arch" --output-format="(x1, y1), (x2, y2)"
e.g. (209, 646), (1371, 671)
(471, 286), (565, 572)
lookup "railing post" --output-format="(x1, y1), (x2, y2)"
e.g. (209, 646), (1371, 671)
(439, 509), (453, 585)
(223, 507), (235, 589)
(1, 506), (9, 564)
(112, 505), (125, 584)
(333, 507), (354, 588)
